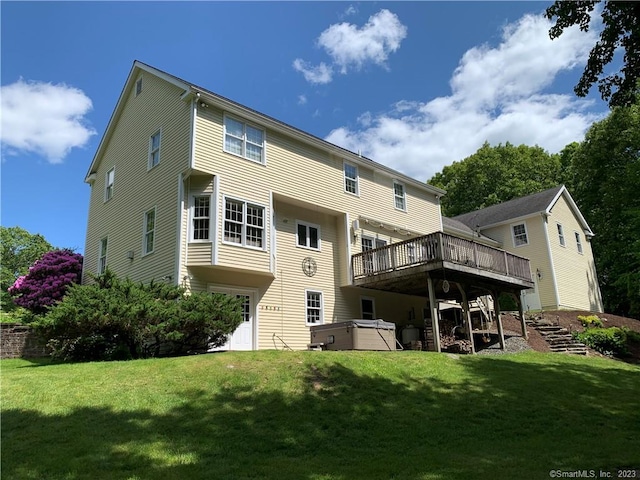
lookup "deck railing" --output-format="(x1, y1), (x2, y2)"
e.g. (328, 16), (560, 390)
(352, 232), (532, 283)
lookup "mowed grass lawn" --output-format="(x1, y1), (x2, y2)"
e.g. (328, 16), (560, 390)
(2, 351), (639, 480)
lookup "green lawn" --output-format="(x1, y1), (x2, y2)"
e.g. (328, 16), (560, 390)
(2, 351), (639, 480)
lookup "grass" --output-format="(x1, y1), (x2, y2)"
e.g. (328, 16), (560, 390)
(2, 351), (639, 480)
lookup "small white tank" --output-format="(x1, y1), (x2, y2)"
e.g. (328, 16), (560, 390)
(401, 325), (420, 344)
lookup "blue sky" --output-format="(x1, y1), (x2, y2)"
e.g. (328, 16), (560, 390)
(1, 2), (608, 254)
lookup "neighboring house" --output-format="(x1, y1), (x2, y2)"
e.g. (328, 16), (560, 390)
(451, 186), (604, 313)
(83, 61), (538, 352)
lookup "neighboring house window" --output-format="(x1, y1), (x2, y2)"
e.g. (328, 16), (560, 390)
(394, 181), (406, 211)
(575, 232), (583, 254)
(361, 297), (376, 320)
(135, 76), (143, 96)
(512, 223), (529, 246)
(223, 197), (265, 249)
(296, 221), (320, 250)
(344, 162), (359, 195)
(192, 196), (211, 241)
(143, 207), (156, 255)
(149, 130), (161, 169)
(305, 290), (323, 325)
(105, 167), (115, 201)
(98, 237), (108, 274)
(557, 223), (565, 247)
(224, 115), (265, 164)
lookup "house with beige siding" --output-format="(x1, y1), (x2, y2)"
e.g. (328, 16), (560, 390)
(83, 61), (544, 353)
(452, 186), (604, 313)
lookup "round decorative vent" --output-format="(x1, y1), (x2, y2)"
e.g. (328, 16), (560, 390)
(302, 257), (317, 277)
(442, 280), (450, 293)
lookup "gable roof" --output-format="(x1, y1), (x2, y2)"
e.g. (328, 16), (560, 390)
(85, 61), (446, 198)
(452, 185), (594, 236)
(441, 216), (500, 246)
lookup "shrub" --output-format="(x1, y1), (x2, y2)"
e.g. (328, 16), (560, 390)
(8, 249), (83, 316)
(35, 270), (243, 361)
(574, 327), (630, 357)
(577, 315), (604, 328)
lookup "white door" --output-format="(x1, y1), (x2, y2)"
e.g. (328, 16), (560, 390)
(521, 281), (542, 312)
(209, 287), (255, 351)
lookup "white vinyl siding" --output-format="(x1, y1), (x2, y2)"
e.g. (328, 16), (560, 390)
(148, 130), (161, 169)
(223, 197), (265, 250)
(98, 237), (108, 274)
(343, 162), (359, 195)
(191, 195), (211, 241)
(305, 290), (323, 325)
(296, 221), (320, 251)
(393, 180), (406, 211)
(224, 115), (265, 164)
(557, 223), (565, 247)
(105, 167), (114, 202)
(575, 231), (583, 254)
(361, 296), (375, 320)
(511, 223), (529, 247)
(143, 207), (156, 255)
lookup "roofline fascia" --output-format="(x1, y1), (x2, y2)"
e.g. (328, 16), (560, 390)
(473, 212), (542, 231)
(545, 185), (594, 237)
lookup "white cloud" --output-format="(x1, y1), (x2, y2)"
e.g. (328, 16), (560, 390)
(294, 9), (407, 83)
(298, 94), (308, 105)
(325, 13), (602, 181)
(1, 79), (95, 164)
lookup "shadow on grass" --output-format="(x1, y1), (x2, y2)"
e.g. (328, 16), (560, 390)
(3, 354), (639, 480)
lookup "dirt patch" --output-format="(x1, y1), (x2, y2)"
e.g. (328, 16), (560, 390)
(499, 314), (551, 353)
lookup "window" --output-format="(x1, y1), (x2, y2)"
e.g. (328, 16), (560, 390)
(344, 162), (359, 195)
(98, 237), (108, 274)
(393, 181), (406, 211)
(512, 223), (528, 247)
(105, 167), (114, 202)
(296, 221), (320, 250)
(557, 223), (565, 247)
(224, 116), (265, 164)
(143, 208), (156, 255)
(361, 297), (376, 320)
(149, 130), (161, 169)
(305, 290), (323, 325)
(135, 77), (143, 96)
(575, 232), (583, 254)
(192, 196), (211, 241)
(223, 198), (265, 249)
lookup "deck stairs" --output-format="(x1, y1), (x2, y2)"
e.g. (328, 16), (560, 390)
(525, 317), (589, 355)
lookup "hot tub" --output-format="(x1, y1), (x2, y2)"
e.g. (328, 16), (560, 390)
(310, 320), (396, 351)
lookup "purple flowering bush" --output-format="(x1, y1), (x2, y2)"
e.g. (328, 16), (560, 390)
(8, 249), (83, 315)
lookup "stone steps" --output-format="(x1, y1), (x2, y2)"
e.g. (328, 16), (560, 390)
(525, 318), (589, 355)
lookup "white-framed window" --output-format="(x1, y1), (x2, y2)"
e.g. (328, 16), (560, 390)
(305, 290), (324, 325)
(575, 231), (583, 254)
(344, 162), (359, 195)
(148, 130), (161, 169)
(143, 207), (156, 255)
(104, 167), (115, 202)
(557, 223), (565, 247)
(296, 221), (320, 251)
(361, 297), (376, 320)
(98, 237), (108, 274)
(191, 195), (211, 241)
(135, 76), (143, 96)
(223, 115), (265, 164)
(511, 223), (529, 247)
(223, 197), (265, 249)
(393, 180), (406, 211)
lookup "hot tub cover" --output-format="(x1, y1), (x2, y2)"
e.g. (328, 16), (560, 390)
(310, 319), (396, 331)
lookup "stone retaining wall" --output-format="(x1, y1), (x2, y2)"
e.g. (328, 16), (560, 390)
(0, 323), (49, 359)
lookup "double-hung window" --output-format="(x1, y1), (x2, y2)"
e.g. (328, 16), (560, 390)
(305, 290), (323, 325)
(575, 232), (583, 254)
(135, 76), (143, 96)
(394, 181), (406, 211)
(223, 198), (265, 249)
(98, 237), (108, 274)
(296, 221), (320, 250)
(105, 167), (114, 201)
(149, 130), (161, 169)
(557, 223), (565, 246)
(224, 116), (265, 164)
(143, 207), (156, 255)
(344, 162), (359, 195)
(512, 223), (528, 247)
(192, 196), (211, 241)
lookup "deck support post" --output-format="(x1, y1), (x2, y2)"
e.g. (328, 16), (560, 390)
(458, 284), (476, 354)
(492, 290), (506, 350)
(426, 275), (441, 353)
(515, 292), (528, 339)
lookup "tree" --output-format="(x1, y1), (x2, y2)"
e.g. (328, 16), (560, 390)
(36, 270), (244, 361)
(8, 249), (83, 315)
(428, 142), (565, 217)
(545, 1), (640, 108)
(0, 226), (53, 312)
